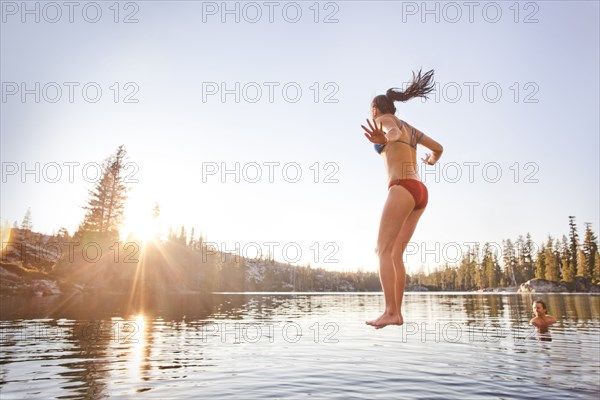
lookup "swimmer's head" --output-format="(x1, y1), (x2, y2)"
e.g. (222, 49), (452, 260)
(533, 299), (548, 317)
(371, 68), (435, 119)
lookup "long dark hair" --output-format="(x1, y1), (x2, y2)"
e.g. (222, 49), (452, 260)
(372, 68), (435, 115)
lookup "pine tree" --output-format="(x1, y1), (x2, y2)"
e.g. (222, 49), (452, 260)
(465, 250), (476, 290)
(544, 236), (559, 281)
(179, 226), (187, 245)
(515, 235), (526, 283)
(535, 244), (546, 279)
(189, 227), (195, 248)
(21, 207), (33, 231)
(502, 239), (518, 286)
(576, 249), (587, 277)
(523, 233), (535, 280)
(483, 243), (499, 287)
(561, 235), (575, 282)
(57, 227), (70, 240)
(568, 216), (579, 276)
(582, 223), (598, 279)
(455, 260), (465, 290)
(197, 233), (205, 251)
(594, 251), (600, 284)
(472, 244), (485, 290)
(167, 225), (176, 242)
(80, 145), (130, 241)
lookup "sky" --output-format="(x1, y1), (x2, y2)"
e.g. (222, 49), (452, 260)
(1, 0), (599, 273)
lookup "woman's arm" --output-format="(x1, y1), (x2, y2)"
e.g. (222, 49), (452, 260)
(364, 117), (444, 165)
(374, 115), (403, 142)
(381, 117), (444, 165)
(420, 135), (444, 165)
(403, 121), (443, 165)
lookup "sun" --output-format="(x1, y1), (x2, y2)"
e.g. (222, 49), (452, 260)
(121, 217), (161, 244)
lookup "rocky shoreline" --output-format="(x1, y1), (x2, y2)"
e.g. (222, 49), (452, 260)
(3, 256), (600, 297)
(2, 275), (599, 297)
(518, 277), (600, 293)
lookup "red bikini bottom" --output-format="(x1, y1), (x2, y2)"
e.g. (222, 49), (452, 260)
(388, 178), (428, 209)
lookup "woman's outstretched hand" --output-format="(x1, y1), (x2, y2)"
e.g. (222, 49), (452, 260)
(361, 118), (387, 144)
(421, 153), (435, 165)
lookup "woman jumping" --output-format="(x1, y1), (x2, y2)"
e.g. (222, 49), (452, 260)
(361, 68), (444, 329)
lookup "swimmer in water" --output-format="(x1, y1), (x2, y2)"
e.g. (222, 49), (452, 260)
(361, 68), (444, 329)
(530, 299), (557, 333)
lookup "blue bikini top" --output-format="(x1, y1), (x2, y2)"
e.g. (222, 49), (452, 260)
(374, 120), (424, 154)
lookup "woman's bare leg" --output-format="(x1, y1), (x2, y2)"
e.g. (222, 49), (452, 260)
(366, 185), (415, 328)
(391, 207), (426, 323)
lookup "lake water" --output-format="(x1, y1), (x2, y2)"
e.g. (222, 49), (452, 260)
(1, 293), (599, 399)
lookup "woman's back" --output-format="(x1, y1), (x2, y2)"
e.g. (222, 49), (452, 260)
(378, 115), (423, 182)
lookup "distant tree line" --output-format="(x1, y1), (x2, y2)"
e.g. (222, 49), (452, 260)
(411, 216), (599, 290)
(8, 144), (598, 293)
(159, 229), (382, 292)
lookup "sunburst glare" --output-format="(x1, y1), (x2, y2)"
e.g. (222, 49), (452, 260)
(127, 314), (147, 383)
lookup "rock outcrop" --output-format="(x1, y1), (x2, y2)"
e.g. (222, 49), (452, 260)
(406, 285), (430, 292)
(519, 279), (568, 293)
(519, 278), (600, 293)
(569, 276), (600, 293)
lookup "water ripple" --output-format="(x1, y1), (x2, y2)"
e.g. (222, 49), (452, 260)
(0, 293), (599, 399)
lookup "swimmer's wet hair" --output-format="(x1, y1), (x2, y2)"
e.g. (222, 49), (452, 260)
(371, 68), (435, 115)
(534, 299), (547, 310)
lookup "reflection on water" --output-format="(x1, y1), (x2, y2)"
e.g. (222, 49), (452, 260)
(1, 293), (599, 399)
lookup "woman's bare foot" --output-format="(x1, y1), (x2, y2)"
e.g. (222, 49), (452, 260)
(366, 315), (385, 326)
(366, 313), (404, 329)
